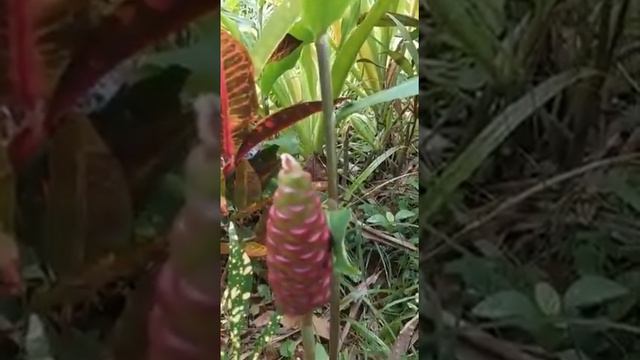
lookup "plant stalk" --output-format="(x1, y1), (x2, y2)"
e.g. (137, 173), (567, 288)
(302, 313), (316, 360)
(316, 33), (338, 204)
(315, 33), (340, 360)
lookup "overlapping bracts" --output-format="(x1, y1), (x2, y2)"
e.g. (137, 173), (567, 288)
(266, 154), (332, 316)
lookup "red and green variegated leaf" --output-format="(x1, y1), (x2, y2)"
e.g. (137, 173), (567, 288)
(229, 98), (349, 175)
(46, 0), (215, 123)
(5, 0), (45, 111)
(221, 30), (259, 146)
(234, 101), (324, 167)
(9, 0), (217, 172)
(267, 33), (304, 63)
(220, 56), (235, 168)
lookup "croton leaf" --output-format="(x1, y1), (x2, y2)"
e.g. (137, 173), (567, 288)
(221, 30), (259, 152)
(220, 29), (347, 178)
(220, 50), (235, 169)
(268, 33), (304, 63)
(7, 0), (217, 170)
(46, 0), (216, 124)
(234, 98), (349, 168)
(5, 0), (45, 111)
(235, 101), (324, 162)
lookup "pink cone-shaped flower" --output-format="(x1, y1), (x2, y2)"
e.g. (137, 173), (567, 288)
(266, 154), (332, 316)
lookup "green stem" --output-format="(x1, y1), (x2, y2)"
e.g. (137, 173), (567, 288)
(315, 32), (341, 360)
(315, 33), (338, 203)
(302, 313), (316, 360)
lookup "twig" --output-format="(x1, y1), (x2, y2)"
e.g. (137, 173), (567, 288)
(359, 222), (418, 252)
(454, 153), (640, 239)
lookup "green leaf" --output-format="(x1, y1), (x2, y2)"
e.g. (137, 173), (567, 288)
(349, 113), (378, 149)
(421, 68), (598, 221)
(249, 311), (282, 360)
(223, 223), (254, 358)
(345, 145), (402, 201)
(366, 214), (388, 226)
(315, 343), (329, 360)
(564, 276), (628, 309)
(386, 13), (418, 67)
(428, 0), (511, 84)
(363, 12), (419, 27)
(384, 50), (415, 76)
(301, 0), (355, 37)
(332, 0), (394, 97)
(336, 77), (418, 122)
(260, 46), (303, 97)
(395, 209), (415, 221)
(251, 0), (301, 78)
(326, 208), (360, 277)
(535, 282), (561, 316)
(472, 290), (539, 320)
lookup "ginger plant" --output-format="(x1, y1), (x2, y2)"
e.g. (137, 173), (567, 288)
(265, 153), (333, 359)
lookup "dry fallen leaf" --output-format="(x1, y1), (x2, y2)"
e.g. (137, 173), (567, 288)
(253, 310), (275, 327)
(220, 241), (267, 258)
(312, 315), (330, 340)
(280, 313), (301, 329)
(279, 313), (330, 340)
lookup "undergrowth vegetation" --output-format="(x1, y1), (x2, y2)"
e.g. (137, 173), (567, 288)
(220, 0), (419, 358)
(421, 0), (640, 359)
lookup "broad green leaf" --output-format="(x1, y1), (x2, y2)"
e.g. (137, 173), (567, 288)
(564, 276), (628, 309)
(472, 290), (539, 320)
(301, 0), (355, 37)
(332, 0), (394, 97)
(422, 69), (598, 221)
(251, 0), (301, 77)
(395, 209), (415, 221)
(315, 343), (329, 360)
(336, 77), (418, 122)
(445, 255), (512, 296)
(290, 21), (316, 43)
(326, 208), (360, 277)
(535, 282), (561, 316)
(260, 46), (303, 96)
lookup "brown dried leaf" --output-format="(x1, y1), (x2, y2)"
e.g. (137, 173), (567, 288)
(253, 310), (275, 327)
(233, 159), (262, 211)
(45, 114), (132, 277)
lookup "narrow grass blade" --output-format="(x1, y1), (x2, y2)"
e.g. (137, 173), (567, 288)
(336, 77), (418, 121)
(332, 0), (394, 98)
(345, 145), (402, 201)
(422, 68), (598, 221)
